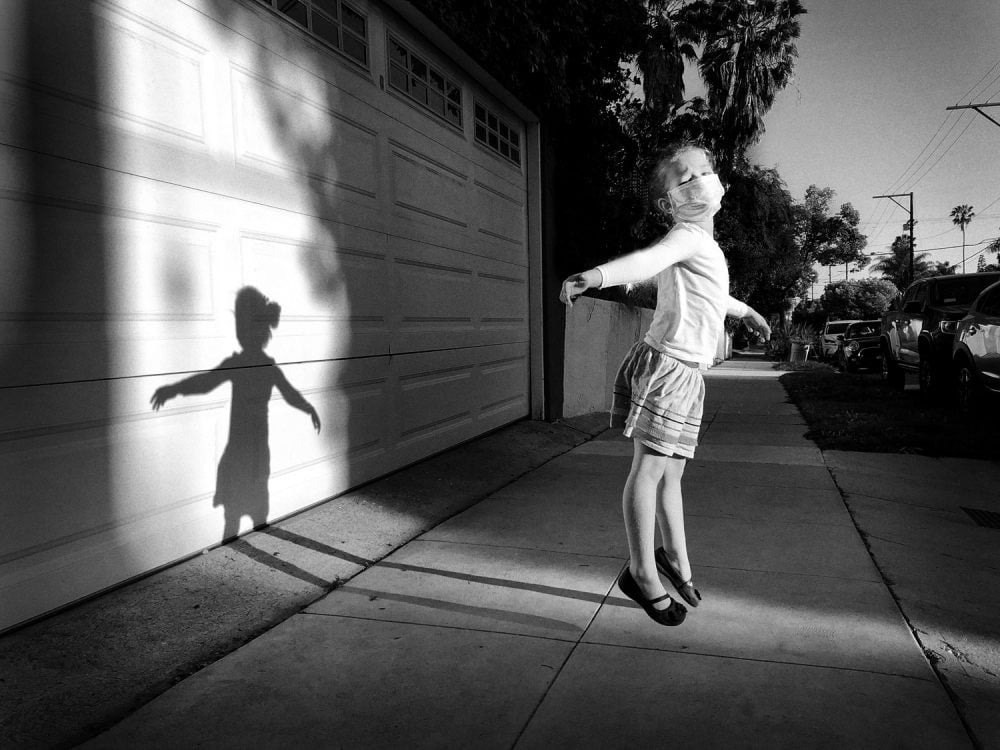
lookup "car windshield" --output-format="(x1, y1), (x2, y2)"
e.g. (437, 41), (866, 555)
(931, 275), (1000, 305)
(825, 322), (850, 335)
(846, 322), (879, 337)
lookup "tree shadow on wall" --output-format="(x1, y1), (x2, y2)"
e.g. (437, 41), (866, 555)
(151, 286), (321, 542)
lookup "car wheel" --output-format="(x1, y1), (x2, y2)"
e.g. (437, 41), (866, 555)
(956, 359), (981, 414)
(881, 346), (904, 390)
(918, 355), (943, 401)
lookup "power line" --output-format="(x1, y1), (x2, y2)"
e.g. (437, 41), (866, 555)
(900, 111), (978, 191)
(862, 111), (958, 236)
(863, 57), (1000, 242)
(867, 237), (996, 256)
(958, 55), (1000, 102)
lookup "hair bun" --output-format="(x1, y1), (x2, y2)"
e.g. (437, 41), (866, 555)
(265, 300), (281, 328)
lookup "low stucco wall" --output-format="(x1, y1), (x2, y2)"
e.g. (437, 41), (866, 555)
(562, 297), (731, 418)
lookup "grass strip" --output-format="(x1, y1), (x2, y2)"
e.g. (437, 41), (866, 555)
(779, 367), (1000, 459)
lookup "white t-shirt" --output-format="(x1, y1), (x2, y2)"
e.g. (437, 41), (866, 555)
(596, 223), (747, 366)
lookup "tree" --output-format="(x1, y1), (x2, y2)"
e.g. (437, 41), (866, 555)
(870, 236), (932, 292)
(714, 165), (805, 313)
(636, 1), (699, 117)
(623, 0), (806, 178)
(950, 204), (975, 273)
(984, 228), (1000, 270)
(929, 261), (955, 276)
(685, 0), (806, 169)
(821, 278), (899, 321)
(798, 185), (868, 282)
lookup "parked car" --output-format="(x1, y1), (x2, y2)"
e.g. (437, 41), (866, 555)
(821, 320), (859, 360)
(952, 280), (1000, 411)
(880, 271), (1000, 396)
(836, 320), (882, 372)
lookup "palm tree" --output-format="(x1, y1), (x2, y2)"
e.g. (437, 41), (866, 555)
(950, 204), (975, 272)
(870, 235), (932, 292)
(689, 0), (806, 168)
(930, 260), (955, 276)
(637, 1), (698, 117)
(985, 226), (1000, 266)
(630, 0), (805, 175)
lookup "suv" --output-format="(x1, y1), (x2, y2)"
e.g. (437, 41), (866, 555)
(952, 280), (1000, 411)
(881, 271), (1000, 396)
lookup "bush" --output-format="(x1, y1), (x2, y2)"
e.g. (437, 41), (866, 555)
(821, 278), (898, 320)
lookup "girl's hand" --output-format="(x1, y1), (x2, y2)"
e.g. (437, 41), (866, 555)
(150, 386), (176, 410)
(743, 309), (771, 341)
(309, 407), (321, 433)
(559, 270), (601, 308)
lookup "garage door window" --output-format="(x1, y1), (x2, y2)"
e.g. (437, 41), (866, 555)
(474, 101), (521, 166)
(388, 35), (463, 129)
(257, 0), (369, 67)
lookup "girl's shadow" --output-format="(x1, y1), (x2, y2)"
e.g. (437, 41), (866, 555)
(152, 286), (320, 541)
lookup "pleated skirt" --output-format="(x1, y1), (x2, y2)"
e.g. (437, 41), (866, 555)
(610, 341), (706, 459)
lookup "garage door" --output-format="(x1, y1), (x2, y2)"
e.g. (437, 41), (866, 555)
(0, 0), (536, 631)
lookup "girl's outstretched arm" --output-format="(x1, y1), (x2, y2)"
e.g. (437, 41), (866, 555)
(274, 367), (321, 432)
(150, 367), (230, 410)
(726, 296), (771, 341)
(560, 226), (701, 307)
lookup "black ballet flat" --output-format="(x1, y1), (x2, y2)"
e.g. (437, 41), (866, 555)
(655, 547), (702, 608)
(617, 568), (687, 626)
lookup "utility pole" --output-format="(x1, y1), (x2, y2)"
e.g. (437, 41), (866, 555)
(873, 192), (914, 285)
(946, 101), (1000, 128)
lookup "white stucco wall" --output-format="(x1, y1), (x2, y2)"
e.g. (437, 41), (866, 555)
(562, 296), (731, 418)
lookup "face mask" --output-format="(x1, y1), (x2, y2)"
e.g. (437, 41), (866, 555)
(666, 173), (725, 222)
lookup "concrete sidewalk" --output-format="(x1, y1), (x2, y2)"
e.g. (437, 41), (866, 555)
(76, 358), (981, 749)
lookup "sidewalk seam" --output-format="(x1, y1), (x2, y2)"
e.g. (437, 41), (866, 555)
(576, 639), (940, 683)
(413, 537), (625, 560)
(298, 611), (585, 645)
(508, 564), (626, 749)
(824, 460), (984, 750)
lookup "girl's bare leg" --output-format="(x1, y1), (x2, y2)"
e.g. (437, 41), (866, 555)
(655, 457), (691, 581)
(622, 439), (673, 610)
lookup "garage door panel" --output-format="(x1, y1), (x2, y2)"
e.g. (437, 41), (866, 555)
(230, 63), (380, 201)
(0, 185), (226, 388)
(94, 1), (210, 146)
(392, 255), (475, 348)
(471, 178), (526, 266)
(388, 236), (528, 353)
(479, 352), (531, 419)
(0, 387), (224, 634)
(266, 356), (392, 518)
(478, 270), (529, 342)
(6, 1), (209, 152)
(389, 342), (529, 466)
(239, 227), (391, 361)
(389, 140), (470, 233)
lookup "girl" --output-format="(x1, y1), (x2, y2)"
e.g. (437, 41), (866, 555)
(560, 143), (770, 626)
(151, 286), (321, 540)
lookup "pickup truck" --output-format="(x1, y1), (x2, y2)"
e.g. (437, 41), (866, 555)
(880, 271), (1000, 396)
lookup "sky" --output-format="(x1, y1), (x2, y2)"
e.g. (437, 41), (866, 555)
(748, 0), (1000, 297)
